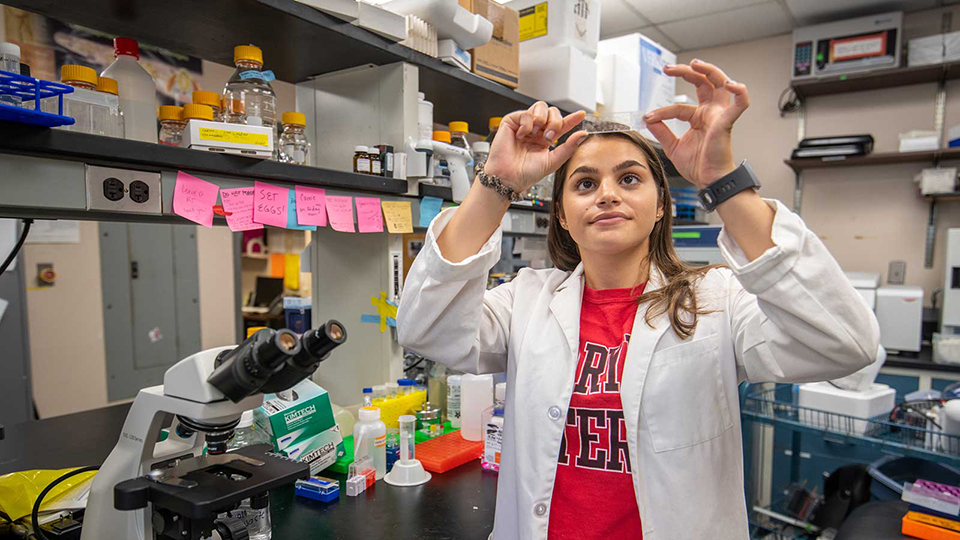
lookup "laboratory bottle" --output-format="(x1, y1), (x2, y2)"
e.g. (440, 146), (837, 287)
(278, 112), (309, 165)
(192, 90), (223, 122)
(223, 44), (277, 149)
(45, 65), (98, 134)
(101, 38), (157, 143)
(354, 146), (371, 174)
(398, 378), (416, 395)
(486, 117), (502, 143)
(448, 121), (470, 150)
(245, 492), (272, 540)
(460, 374), (493, 441)
(373, 384), (386, 404)
(224, 97), (246, 124)
(353, 406), (387, 480)
(481, 383), (506, 472)
(94, 76), (124, 138)
(0, 42), (21, 107)
(428, 363), (448, 423)
(417, 92), (433, 140)
(370, 144), (382, 175)
(386, 382), (400, 399)
(471, 141), (490, 183)
(182, 103), (214, 122)
(158, 105), (185, 147)
(362, 387), (373, 407)
(447, 375), (462, 429)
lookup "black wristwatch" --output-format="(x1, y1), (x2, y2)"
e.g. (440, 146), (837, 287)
(697, 161), (761, 212)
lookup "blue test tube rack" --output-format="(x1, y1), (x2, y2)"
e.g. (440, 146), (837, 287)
(0, 69), (76, 127)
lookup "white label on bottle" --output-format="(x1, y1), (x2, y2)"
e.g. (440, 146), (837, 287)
(448, 384), (461, 427)
(358, 158), (371, 173)
(386, 153), (394, 172)
(484, 419), (503, 465)
(372, 160), (382, 174)
(375, 434), (386, 448)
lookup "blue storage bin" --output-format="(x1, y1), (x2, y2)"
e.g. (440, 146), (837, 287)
(867, 456), (960, 500)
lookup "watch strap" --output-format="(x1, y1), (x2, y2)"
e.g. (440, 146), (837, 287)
(697, 161), (760, 212)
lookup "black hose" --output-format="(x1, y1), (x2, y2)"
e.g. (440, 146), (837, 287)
(30, 466), (98, 540)
(0, 219), (33, 275)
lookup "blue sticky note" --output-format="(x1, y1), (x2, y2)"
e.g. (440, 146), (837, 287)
(287, 190), (317, 231)
(419, 196), (444, 228)
(360, 314), (381, 324)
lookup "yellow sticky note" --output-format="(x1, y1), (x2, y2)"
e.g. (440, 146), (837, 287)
(284, 253), (300, 290)
(381, 200), (414, 234)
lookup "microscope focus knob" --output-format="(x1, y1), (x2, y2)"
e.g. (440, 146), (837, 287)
(215, 516), (250, 540)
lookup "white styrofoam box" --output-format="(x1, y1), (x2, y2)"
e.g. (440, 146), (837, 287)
(382, 0), (492, 50)
(844, 271), (881, 310)
(830, 344), (886, 392)
(507, 0), (600, 57)
(516, 44), (597, 112)
(597, 33), (676, 139)
(798, 382), (895, 435)
(899, 133), (940, 153)
(915, 167), (958, 196)
(295, 0), (360, 21)
(945, 229), (960, 331)
(946, 32), (960, 62)
(438, 39), (471, 71)
(353, 1), (408, 42)
(877, 285), (924, 353)
(909, 33), (945, 67)
(596, 53), (639, 113)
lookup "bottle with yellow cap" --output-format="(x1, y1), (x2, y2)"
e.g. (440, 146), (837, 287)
(93, 76), (124, 138)
(223, 44), (277, 153)
(430, 131), (454, 187)
(192, 90), (223, 122)
(41, 65), (99, 133)
(278, 111), (309, 165)
(158, 105), (185, 147)
(486, 116), (502, 143)
(448, 121), (470, 151)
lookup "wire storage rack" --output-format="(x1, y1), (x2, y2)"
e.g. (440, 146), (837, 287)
(740, 383), (960, 464)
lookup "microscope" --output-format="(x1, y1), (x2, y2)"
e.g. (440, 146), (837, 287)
(79, 321), (347, 540)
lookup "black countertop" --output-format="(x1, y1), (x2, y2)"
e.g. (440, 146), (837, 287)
(885, 346), (960, 374)
(0, 403), (497, 540)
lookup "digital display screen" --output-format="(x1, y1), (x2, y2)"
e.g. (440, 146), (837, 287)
(673, 232), (701, 239)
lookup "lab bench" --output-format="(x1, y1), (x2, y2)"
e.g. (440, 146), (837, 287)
(0, 402), (497, 540)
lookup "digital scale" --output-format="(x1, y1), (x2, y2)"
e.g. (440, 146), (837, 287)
(672, 225), (723, 266)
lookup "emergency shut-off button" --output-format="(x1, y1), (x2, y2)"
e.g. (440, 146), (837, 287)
(547, 406), (562, 421)
(535, 503), (547, 517)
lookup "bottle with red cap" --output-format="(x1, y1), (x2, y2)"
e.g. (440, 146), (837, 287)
(101, 37), (158, 143)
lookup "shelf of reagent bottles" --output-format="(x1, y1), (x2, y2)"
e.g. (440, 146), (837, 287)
(5, 0), (548, 131)
(0, 123), (408, 194)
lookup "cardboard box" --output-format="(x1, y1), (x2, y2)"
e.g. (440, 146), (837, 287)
(181, 119), (273, 159)
(461, 0), (520, 88)
(254, 379), (345, 473)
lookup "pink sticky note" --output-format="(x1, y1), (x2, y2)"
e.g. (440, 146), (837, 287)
(219, 187), (263, 232)
(295, 186), (327, 227)
(355, 197), (383, 233)
(325, 196), (355, 233)
(253, 181), (289, 228)
(173, 171), (219, 227)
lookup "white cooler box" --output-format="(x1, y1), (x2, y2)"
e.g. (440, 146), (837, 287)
(516, 44), (597, 112)
(798, 382), (895, 435)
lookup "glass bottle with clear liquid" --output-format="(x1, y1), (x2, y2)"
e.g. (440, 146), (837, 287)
(223, 45), (277, 154)
(278, 111), (309, 165)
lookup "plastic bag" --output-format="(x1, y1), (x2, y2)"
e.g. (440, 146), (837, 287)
(0, 468), (97, 522)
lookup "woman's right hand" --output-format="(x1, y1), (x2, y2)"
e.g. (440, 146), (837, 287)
(483, 102), (588, 193)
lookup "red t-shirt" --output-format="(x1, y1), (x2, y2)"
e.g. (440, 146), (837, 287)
(548, 283), (646, 540)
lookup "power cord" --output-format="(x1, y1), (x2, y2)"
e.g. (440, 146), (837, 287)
(778, 86), (800, 117)
(29, 466), (98, 540)
(0, 219), (34, 275)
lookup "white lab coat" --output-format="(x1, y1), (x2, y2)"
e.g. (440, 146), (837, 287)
(397, 199), (880, 540)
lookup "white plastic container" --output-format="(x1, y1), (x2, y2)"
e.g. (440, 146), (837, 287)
(353, 406), (387, 480)
(598, 32), (676, 140)
(460, 374), (493, 441)
(844, 271), (881, 311)
(516, 44), (597, 112)
(447, 375), (462, 429)
(876, 285), (924, 353)
(383, 0), (493, 50)
(507, 0), (600, 57)
(798, 382), (896, 435)
(101, 38), (158, 143)
(418, 92), (434, 141)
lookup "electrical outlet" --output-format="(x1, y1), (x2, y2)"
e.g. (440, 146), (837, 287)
(85, 165), (161, 214)
(889, 260), (906, 285)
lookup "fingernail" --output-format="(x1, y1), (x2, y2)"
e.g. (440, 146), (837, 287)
(643, 112), (654, 121)
(692, 58), (701, 64)
(727, 79), (738, 85)
(545, 130), (556, 141)
(665, 64), (675, 69)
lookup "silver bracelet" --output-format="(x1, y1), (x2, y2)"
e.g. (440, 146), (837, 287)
(476, 161), (523, 203)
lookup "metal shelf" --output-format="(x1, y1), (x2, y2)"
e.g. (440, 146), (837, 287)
(785, 147), (960, 174)
(791, 61), (960, 99)
(740, 384), (960, 465)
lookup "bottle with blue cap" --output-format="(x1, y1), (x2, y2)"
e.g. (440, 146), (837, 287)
(362, 387), (373, 407)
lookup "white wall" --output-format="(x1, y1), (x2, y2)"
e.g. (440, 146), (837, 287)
(673, 7), (960, 305)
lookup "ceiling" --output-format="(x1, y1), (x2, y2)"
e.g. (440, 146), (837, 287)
(599, 0), (960, 52)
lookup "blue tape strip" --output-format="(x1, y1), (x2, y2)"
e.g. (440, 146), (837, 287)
(360, 314), (380, 324)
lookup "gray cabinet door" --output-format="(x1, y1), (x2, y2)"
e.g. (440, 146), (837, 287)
(100, 223), (201, 401)
(0, 221), (33, 427)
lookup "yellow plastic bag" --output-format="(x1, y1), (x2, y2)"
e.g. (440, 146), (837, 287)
(0, 468), (97, 522)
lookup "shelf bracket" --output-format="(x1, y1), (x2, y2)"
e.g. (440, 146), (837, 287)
(925, 199), (939, 269)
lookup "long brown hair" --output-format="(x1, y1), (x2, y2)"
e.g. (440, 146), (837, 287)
(547, 131), (721, 339)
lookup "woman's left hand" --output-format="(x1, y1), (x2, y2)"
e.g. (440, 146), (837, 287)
(643, 59), (749, 189)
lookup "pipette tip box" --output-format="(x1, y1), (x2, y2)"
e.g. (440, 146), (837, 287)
(416, 431), (484, 474)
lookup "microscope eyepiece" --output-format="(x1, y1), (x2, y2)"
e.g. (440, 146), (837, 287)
(208, 328), (301, 402)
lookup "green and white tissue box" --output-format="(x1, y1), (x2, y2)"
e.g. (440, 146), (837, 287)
(254, 379), (345, 474)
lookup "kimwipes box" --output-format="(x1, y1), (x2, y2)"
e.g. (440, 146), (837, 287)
(253, 379), (346, 474)
(459, 0), (520, 88)
(181, 119), (274, 159)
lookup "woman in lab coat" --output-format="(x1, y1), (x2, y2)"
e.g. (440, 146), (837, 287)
(396, 59), (879, 540)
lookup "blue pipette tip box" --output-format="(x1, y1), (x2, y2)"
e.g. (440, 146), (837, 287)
(295, 476), (340, 503)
